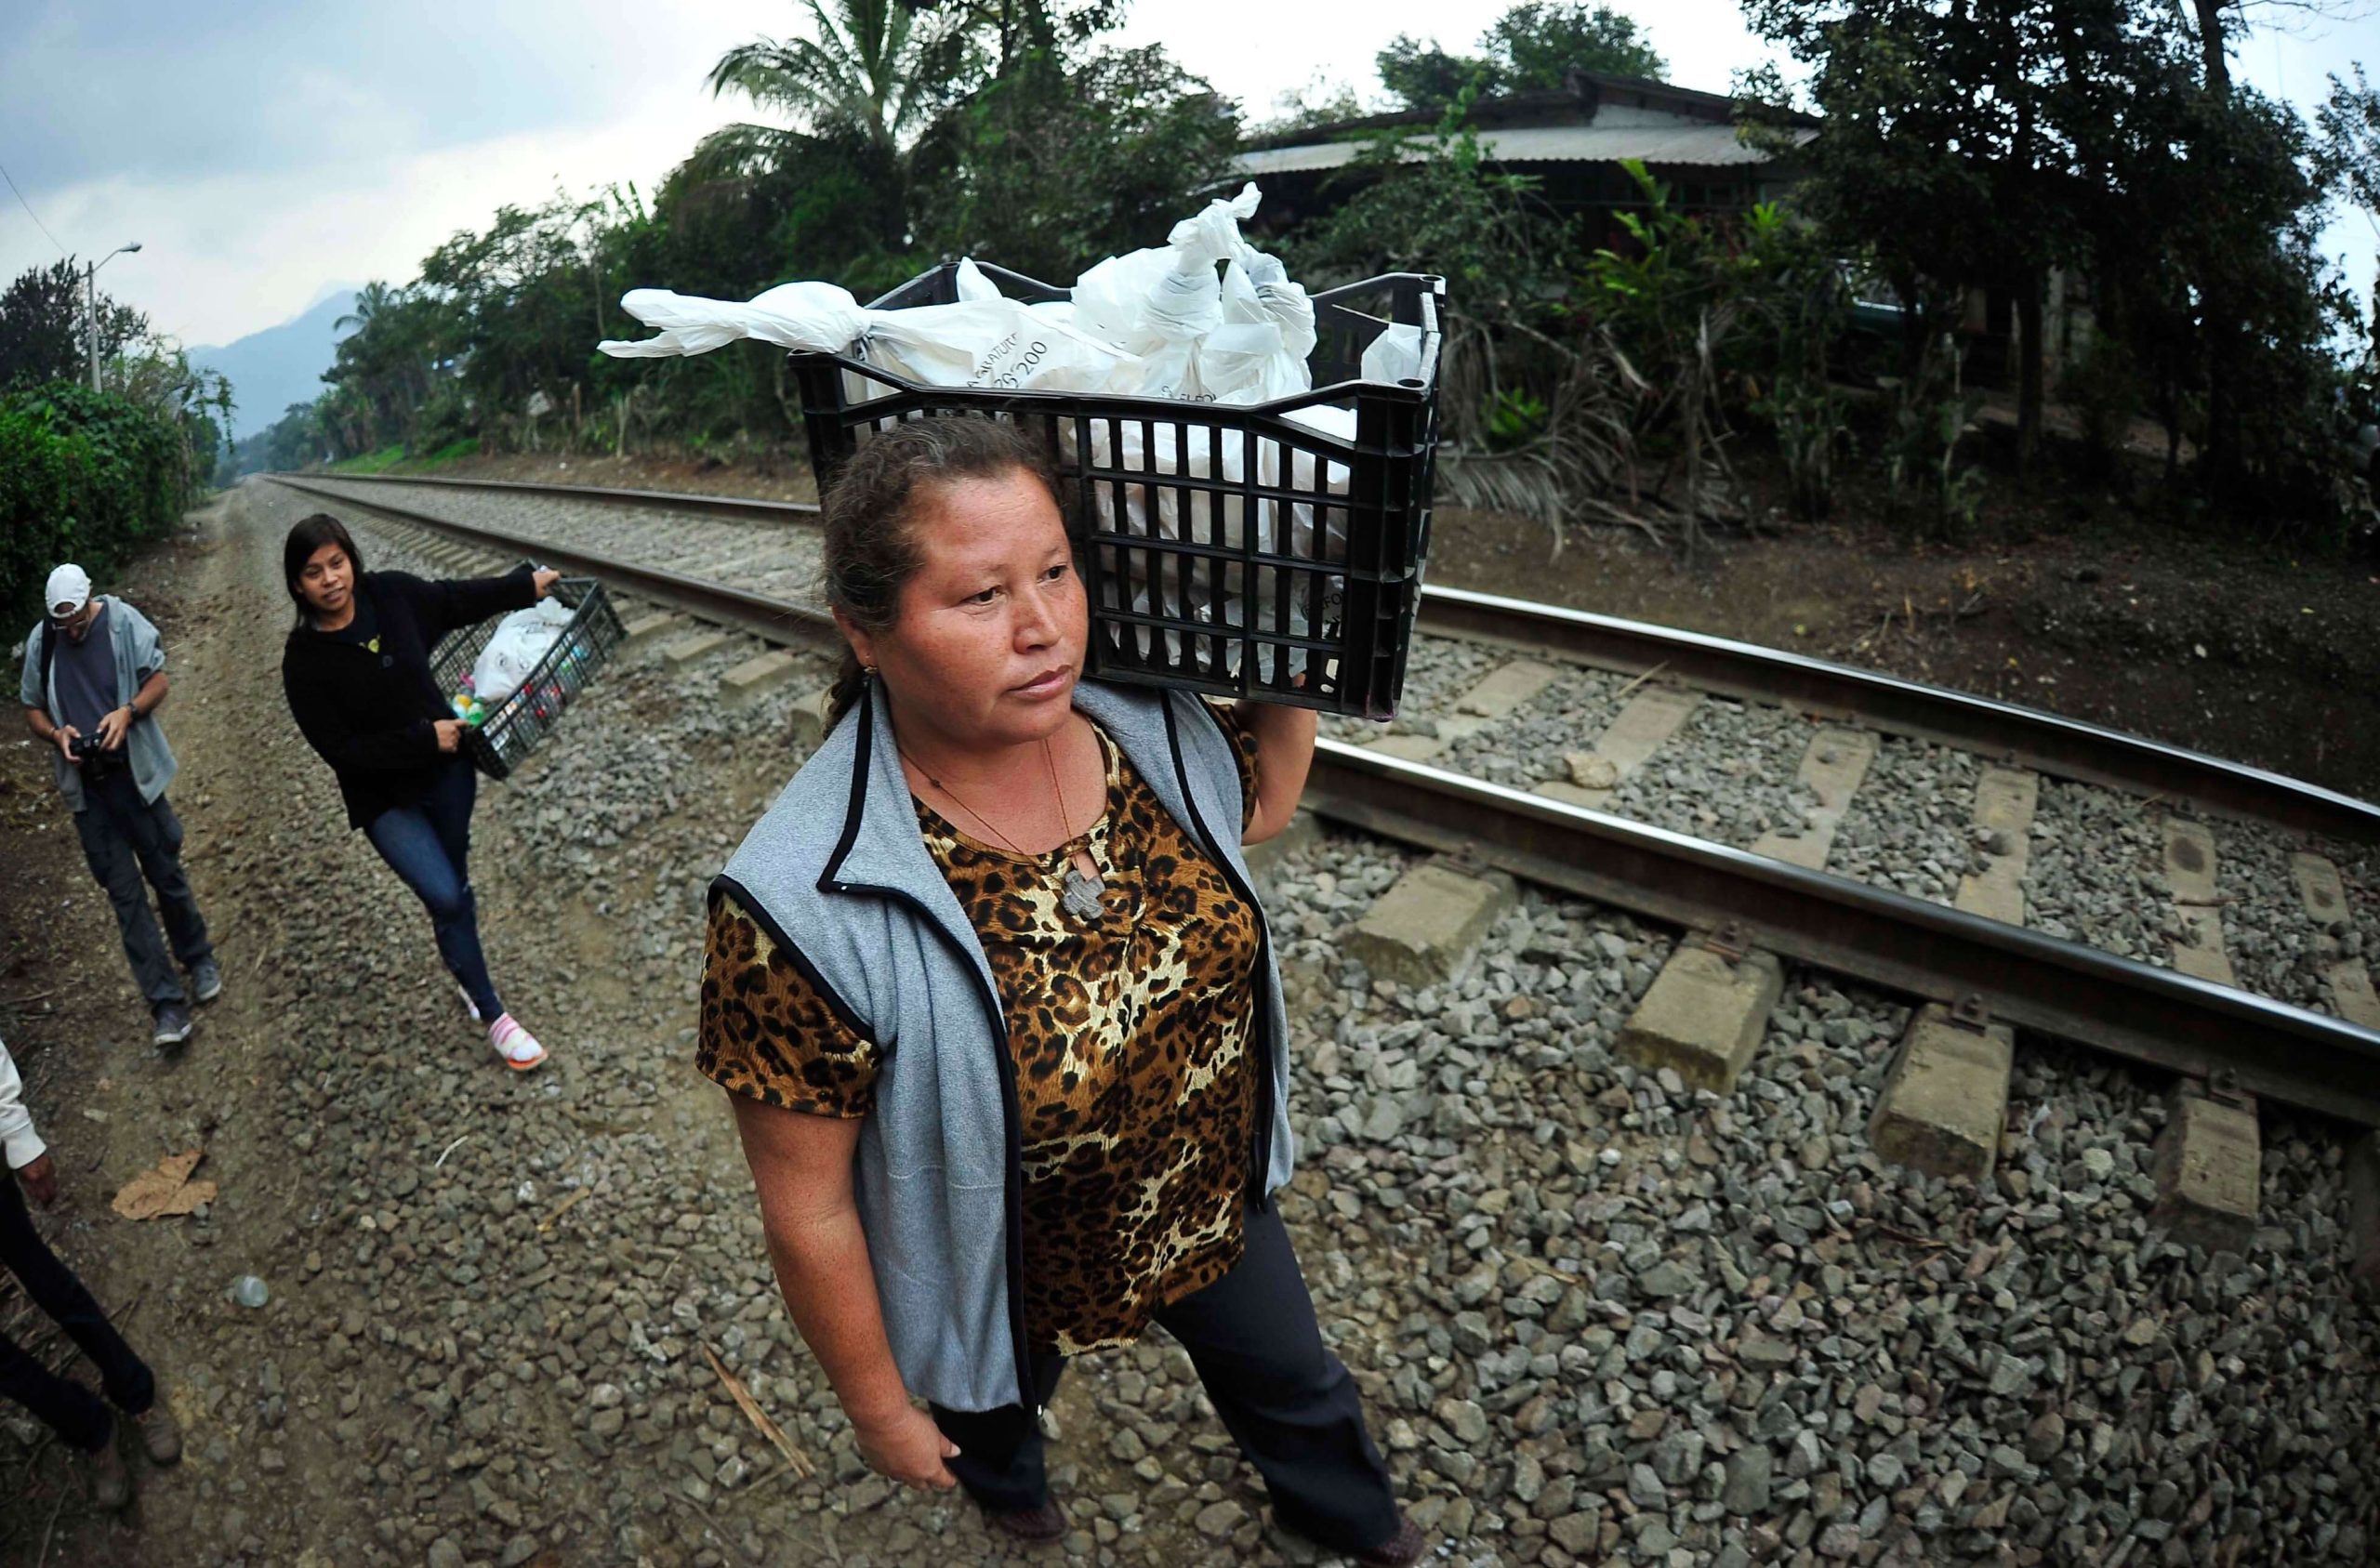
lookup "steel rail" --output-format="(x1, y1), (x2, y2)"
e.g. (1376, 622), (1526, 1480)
(297, 470), (2380, 842)
(269, 476), (835, 647)
(293, 469), (822, 521)
(1303, 747), (2380, 1127)
(267, 470), (2380, 1124)
(1414, 586), (2380, 846)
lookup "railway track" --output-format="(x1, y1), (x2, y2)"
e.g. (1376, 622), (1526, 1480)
(271, 469), (2380, 1128)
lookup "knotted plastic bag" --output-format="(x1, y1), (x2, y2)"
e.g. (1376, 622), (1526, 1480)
(470, 598), (575, 705)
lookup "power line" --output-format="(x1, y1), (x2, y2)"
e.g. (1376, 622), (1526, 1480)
(0, 158), (69, 257)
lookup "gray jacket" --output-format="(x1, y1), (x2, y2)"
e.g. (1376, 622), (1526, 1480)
(17, 597), (178, 812)
(715, 677), (1294, 1414)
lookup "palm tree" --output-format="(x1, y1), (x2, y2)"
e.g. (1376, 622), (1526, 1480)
(695, 0), (975, 252)
(333, 280), (399, 337)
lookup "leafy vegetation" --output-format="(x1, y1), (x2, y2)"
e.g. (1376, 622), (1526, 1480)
(233, 0), (1237, 480)
(0, 384), (211, 627)
(1303, 0), (2378, 550)
(221, 0), (2377, 558)
(0, 259), (232, 621)
(1377, 4), (1666, 113)
(1742, 0), (2378, 544)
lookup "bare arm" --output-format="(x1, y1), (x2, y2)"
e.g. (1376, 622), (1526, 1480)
(730, 1096), (959, 1489)
(1237, 700), (1317, 846)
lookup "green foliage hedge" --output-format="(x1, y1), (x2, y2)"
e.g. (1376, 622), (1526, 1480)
(0, 382), (196, 632)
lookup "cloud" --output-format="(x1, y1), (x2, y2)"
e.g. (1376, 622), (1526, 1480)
(17, 101), (741, 348)
(0, 0), (721, 195)
(0, 0), (763, 344)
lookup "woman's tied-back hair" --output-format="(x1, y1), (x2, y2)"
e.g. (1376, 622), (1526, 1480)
(819, 415), (1064, 730)
(283, 513), (365, 630)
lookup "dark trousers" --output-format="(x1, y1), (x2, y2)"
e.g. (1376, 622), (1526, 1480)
(364, 759), (502, 1023)
(0, 1176), (153, 1453)
(73, 768), (212, 1009)
(932, 1204), (1400, 1557)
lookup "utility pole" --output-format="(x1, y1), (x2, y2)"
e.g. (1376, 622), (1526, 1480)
(84, 242), (143, 392)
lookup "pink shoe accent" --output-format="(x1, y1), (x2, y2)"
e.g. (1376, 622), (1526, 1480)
(488, 1014), (547, 1071)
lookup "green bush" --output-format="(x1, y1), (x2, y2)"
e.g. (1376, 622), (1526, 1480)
(0, 381), (198, 631)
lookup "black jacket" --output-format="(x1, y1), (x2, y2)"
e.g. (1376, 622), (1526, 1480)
(282, 567), (538, 829)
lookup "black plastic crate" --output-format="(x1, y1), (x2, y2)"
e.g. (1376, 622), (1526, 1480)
(789, 263), (1444, 719)
(428, 566), (625, 780)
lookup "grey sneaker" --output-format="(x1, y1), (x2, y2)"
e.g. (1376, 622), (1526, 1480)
(89, 1426), (131, 1509)
(190, 958), (223, 1004)
(134, 1401), (182, 1465)
(152, 1002), (194, 1046)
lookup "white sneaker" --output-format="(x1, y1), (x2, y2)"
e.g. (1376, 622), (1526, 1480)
(456, 983), (483, 1025)
(488, 1014), (547, 1072)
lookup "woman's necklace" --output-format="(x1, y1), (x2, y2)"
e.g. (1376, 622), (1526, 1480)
(901, 733), (1107, 920)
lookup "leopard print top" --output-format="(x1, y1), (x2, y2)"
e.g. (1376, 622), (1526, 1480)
(699, 712), (1264, 1355)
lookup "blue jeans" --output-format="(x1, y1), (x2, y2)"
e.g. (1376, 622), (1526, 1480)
(364, 758), (502, 1023)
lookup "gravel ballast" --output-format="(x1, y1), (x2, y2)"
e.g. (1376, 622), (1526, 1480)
(15, 480), (2365, 1564)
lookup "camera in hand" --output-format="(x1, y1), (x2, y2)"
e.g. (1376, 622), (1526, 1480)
(66, 730), (122, 773)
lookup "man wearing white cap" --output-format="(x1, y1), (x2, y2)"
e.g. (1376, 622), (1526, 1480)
(19, 563), (218, 1046)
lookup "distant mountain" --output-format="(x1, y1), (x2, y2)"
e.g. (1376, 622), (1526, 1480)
(190, 288), (360, 440)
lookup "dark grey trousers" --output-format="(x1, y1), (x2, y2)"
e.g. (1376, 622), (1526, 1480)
(931, 1203), (1401, 1557)
(73, 767), (212, 1008)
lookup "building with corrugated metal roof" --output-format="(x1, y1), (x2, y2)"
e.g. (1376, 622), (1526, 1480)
(1235, 71), (1818, 239)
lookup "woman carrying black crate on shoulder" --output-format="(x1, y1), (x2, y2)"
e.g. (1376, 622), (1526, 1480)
(279, 513), (558, 1073)
(695, 418), (1425, 1565)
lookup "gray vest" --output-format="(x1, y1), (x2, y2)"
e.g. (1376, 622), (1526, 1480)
(715, 677), (1295, 1414)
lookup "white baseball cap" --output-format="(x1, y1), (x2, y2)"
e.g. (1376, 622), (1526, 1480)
(44, 564), (92, 618)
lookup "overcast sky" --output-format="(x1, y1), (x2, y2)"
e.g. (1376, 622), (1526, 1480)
(1, 0), (2371, 350)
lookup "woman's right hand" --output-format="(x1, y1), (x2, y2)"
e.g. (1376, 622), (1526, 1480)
(853, 1403), (961, 1491)
(432, 718), (466, 754)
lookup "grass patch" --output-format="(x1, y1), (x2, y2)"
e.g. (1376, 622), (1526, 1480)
(417, 438), (481, 469)
(328, 444), (408, 475)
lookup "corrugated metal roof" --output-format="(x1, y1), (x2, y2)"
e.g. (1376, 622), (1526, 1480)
(1236, 123), (1813, 177)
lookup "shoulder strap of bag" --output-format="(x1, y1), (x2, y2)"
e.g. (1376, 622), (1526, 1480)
(37, 619), (56, 692)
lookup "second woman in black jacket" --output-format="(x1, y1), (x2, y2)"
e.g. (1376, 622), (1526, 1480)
(279, 513), (556, 1071)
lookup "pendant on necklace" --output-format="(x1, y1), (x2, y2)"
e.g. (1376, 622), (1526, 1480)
(1061, 849), (1105, 921)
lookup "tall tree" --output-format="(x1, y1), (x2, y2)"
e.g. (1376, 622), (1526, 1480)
(0, 260), (148, 391)
(901, 0), (1125, 72)
(1741, 0), (2194, 469)
(699, 0), (976, 254)
(1378, 4), (1667, 113)
(908, 43), (1241, 281)
(1485, 3), (1667, 87)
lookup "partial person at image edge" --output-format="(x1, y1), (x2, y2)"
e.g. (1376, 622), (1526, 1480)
(277, 513), (559, 1072)
(695, 418), (1427, 1566)
(0, 1034), (185, 1509)
(17, 562), (220, 1047)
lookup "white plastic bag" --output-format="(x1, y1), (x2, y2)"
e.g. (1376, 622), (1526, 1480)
(1201, 258), (1315, 406)
(601, 276), (1128, 395)
(598, 281), (872, 359)
(865, 296), (1127, 392)
(470, 598), (574, 705)
(1360, 323), (1429, 386)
